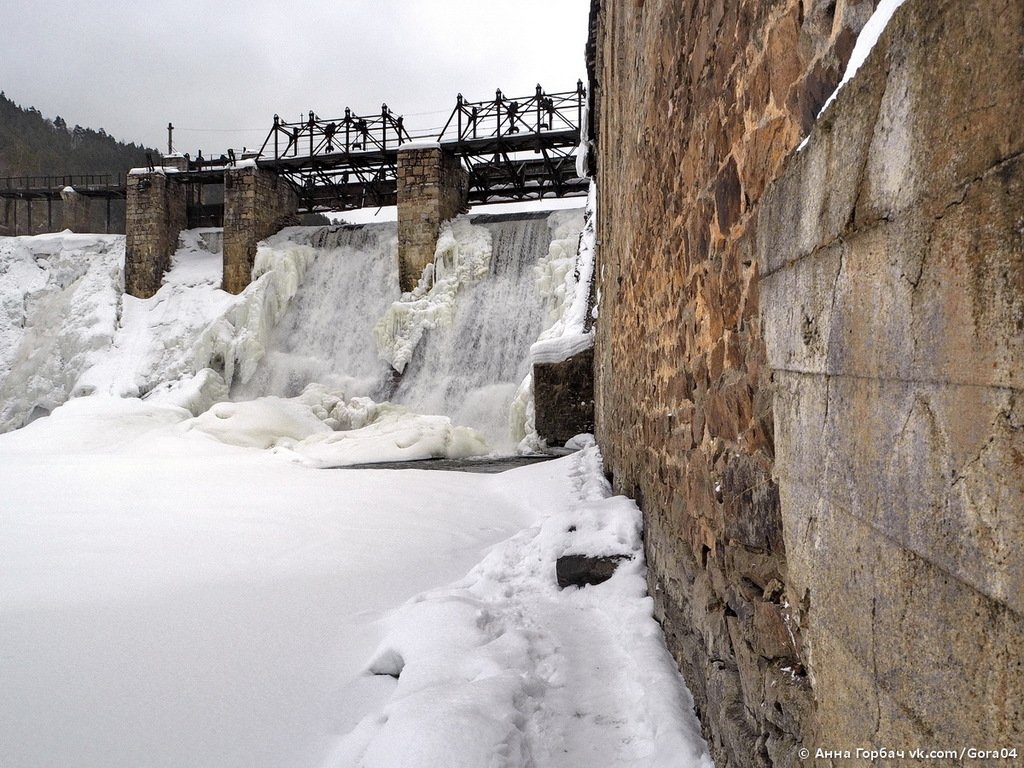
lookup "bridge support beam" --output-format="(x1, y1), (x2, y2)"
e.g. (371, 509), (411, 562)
(60, 187), (92, 233)
(222, 166), (299, 294)
(396, 145), (468, 293)
(0, 200), (12, 236)
(125, 171), (187, 299)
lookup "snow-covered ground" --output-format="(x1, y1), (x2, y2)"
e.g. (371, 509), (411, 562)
(0, 397), (710, 768)
(0, 215), (711, 767)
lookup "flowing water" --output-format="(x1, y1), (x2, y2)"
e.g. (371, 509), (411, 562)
(236, 224), (400, 400)
(236, 211), (582, 453)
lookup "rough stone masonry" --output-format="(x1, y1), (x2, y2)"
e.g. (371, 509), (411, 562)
(396, 145), (469, 293)
(124, 170), (187, 299)
(222, 165), (299, 294)
(589, 0), (1021, 765)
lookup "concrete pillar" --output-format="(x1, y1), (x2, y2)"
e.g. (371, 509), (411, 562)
(222, 166), (299, 294)
(396, 145), (469, 293)
(124, 171), (187, 299)
(60, 187), (92, 233)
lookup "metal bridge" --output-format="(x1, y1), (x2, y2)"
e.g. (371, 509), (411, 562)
(0, 174), (127, 232)
(0, 83), (587, 219)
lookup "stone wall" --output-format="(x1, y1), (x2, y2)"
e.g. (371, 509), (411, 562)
(396, 146), (468, 292)
(125, 171), (187, 299)
(758, 0), (1023, 755)
(590, 0), (877, 765)
(222, 166), (299, 294)
(593, 0), (880, 765)
(591, 0), (1023, 764)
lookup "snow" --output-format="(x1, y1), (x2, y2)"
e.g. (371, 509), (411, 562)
(575, 83), (592, 179)
(398, 139), (442, 150)
(821, 0), (907, 116)
(0, 232), (123, 432)
(188, 384), (489, 466)
(798, 0), (908, 151)
(128, 165), (180, 175)
(0, 207), (710, 766)
(0, 397), (712, 768)
(529, 183), (597, 367)
(75, 227), (315, 414)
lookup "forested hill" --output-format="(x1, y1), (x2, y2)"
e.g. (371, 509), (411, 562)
(0, 91), (155, 179)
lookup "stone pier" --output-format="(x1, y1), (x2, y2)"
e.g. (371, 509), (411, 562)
(396, 145), (468, 293)
(60, 187), (92, 233)
(222, 165), (299, 294)
(124, 170), (187, 299)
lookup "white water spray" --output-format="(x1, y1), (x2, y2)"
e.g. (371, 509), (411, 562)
(237, 209), (584, 453)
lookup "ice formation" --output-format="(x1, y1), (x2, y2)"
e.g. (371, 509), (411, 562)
(0, 201), (587, 457)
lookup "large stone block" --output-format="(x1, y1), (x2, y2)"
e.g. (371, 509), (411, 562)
(593, 0), (1023, 763)
(760, 0), (1024, 756)
(590, 0), (874, 761)
(534, 347), (595, 445)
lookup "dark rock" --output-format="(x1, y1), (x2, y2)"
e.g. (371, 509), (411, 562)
(556, 554), (628, 588)
(714, 156), (742, 235)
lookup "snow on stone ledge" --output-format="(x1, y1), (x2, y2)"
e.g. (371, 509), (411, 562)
(530, 331), (595, 366)
(798, 0), (908, 151)
(398, 139), (442, 151)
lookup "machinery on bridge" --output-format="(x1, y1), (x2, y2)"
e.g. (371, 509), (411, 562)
(247, 81), (588, 211)
(437, 83), (586, 206)
(0, 83), (589, 226)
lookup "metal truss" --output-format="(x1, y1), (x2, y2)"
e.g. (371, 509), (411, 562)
(438, 81), (586, 143)
(0, 85), (588, 214)
(0, 174), (126, 201)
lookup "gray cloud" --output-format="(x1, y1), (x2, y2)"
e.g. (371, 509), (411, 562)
(0, 0), (589, 154)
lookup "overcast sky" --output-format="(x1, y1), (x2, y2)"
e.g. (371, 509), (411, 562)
(0, 0), (589, 154)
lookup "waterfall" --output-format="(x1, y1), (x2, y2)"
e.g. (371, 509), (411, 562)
(234, 224), (399, 401)
(391, 213), (554, 452)
(235, 209), (584, 454)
